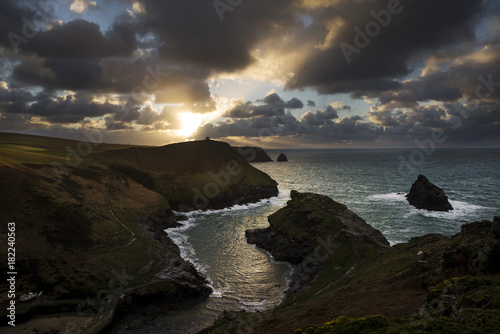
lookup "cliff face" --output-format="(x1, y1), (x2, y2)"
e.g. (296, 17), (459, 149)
(246, 191), (389, 295)
(232, 146), (273, 162)
(406, 174), (453, 211)
(97, 140), (278, 211)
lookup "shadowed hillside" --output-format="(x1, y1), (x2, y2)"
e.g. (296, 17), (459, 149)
(0, 133), (278, 331)
(95, 139), (278, 210)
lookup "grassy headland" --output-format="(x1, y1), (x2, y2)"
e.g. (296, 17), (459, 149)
(0, 132), (278, 331)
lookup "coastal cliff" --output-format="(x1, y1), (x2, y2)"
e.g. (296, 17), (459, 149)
(204, 192), (500, 334)
(233, 146), (273, 162)
(96, 140), (278, 211)
(0, 133), (278, 330)
(246, 190), (389, 296)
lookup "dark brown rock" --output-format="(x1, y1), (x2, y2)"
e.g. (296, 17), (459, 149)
(406, 174), (453, 211)
(277, 153), (288, 162)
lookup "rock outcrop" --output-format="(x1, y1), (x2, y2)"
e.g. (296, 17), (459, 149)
(277, 153), (288, 162)
(406, 174), (453, 211)
(246, 191), (389, 295)
(233, 146), (273, 162)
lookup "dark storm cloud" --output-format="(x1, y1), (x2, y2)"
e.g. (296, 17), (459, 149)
(0, 86), (120, 124)
(369, 37), (500, 110)
(13, 57), (103, 91)
(300, 106), (339, 126)
(368, 100), (500, 145)
(105, 116), (133, 130)
(224, 93), (304, 119)
(2, 1), (212, 106)
(285, 97), (304, 109)
(368, 105), (448, 128)
(26, 95), (115, 124)
(21, 18), (137, 59)
(195, 113), (299, 138)
(196, 87), (500, 146)
(287, 0), (487, 96)
(0, 85), (34, 109)
(11, 50), (212, 104)
(0, 1), (36, 48)
(224, 102), (286, 119)
(195, 95), (379, 143)
(0, 113), (41, 131)
(195, 112), (384, 144)
(137, 0), (299, 72)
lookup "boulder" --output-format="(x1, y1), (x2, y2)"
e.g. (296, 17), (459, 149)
(277, 153), (288, 162)
(406, 175), (453, 211)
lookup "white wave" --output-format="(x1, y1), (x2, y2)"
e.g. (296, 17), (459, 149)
(210, 287), (226, 298)
(368, 192), (407, 202)
(166, 219), (209, 275)
(414, 199), (491, 219)
(173, 191), (288, 218)
(169, 217), (198, 233)
(368, 193), (492, 221)
(207, 280), (228, 298)
(240, 299), (267, 307)
(239, 299), (268, 312)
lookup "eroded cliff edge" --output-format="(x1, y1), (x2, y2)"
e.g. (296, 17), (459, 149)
(246, 190), (389, 296)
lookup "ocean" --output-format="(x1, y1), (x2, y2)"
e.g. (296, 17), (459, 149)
(119, 149), (500, 333)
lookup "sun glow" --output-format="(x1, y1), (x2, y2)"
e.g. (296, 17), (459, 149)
(177, 112), (206, 137)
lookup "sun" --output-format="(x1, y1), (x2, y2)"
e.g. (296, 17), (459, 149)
(177, 112), (206, 137)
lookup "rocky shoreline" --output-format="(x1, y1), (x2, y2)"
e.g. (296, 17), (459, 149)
(204, 191), (500, 333)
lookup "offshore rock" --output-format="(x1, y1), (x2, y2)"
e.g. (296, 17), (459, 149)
(277, 153), (288, 162)
(406, 174), (453, 211)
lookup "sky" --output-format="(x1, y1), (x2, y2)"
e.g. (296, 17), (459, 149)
(0, 0), (499, 148)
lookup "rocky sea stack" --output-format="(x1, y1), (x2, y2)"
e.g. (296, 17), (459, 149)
(277, 153), (288, 162)
(406, 174), (453, 211)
